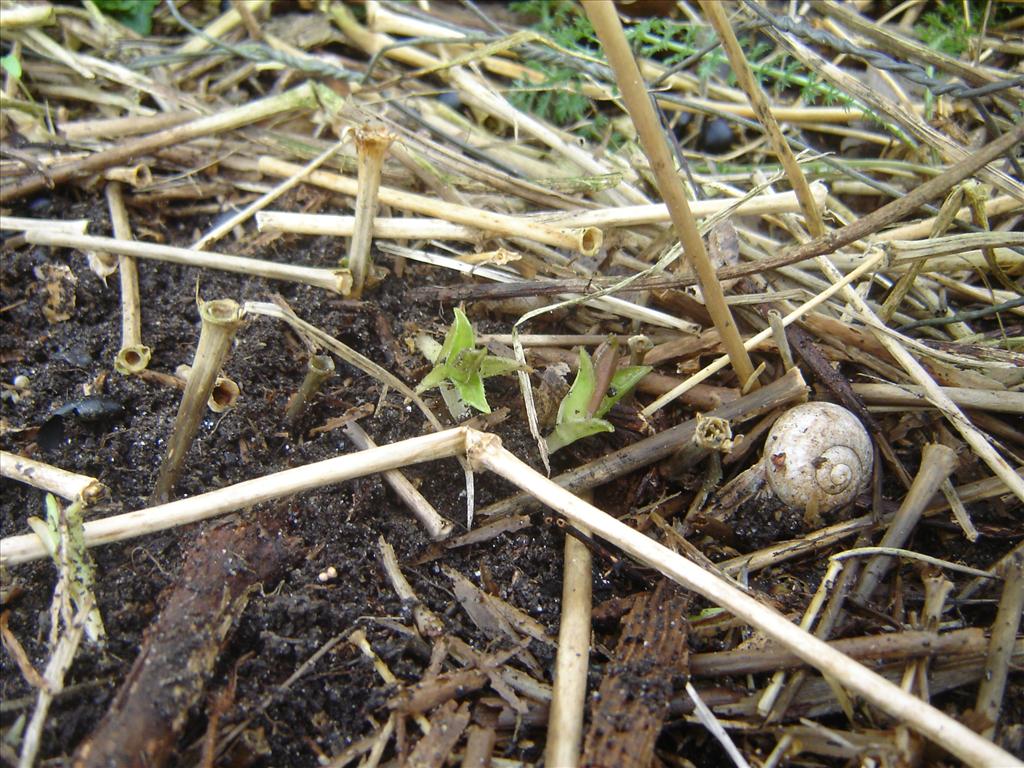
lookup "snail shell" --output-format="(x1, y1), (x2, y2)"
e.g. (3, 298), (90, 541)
(763, 402), (873, 513)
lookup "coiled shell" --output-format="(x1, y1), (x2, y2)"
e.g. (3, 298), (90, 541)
(763, 402), (873, 513)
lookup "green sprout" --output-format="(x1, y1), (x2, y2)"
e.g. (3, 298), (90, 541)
(416, 308), (523, 418)
(545, 345), (650, 455)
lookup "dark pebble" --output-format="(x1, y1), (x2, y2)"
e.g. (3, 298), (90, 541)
(700, 117), (735, 153)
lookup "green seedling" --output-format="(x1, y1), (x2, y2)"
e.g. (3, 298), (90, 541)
(27, 494), (105, 645)
(545, 344), (650, 455)
(416, 308), (523, 418)
(94, 0), (159, 35)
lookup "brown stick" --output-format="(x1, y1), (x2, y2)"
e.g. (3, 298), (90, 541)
(580, 580), (689, 768)
(689, 627), (986, 677)
(72, 521), (296, 768)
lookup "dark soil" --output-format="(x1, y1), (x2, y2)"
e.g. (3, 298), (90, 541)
(0, 189), (646, 765)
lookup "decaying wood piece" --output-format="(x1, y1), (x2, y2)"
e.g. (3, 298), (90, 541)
(72, 521), (296, 768)
(581, 579), (690, 768)
(406, 700), (471, 768)
(689, 627), (987, 677)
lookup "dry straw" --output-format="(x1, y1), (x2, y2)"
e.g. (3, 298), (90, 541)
(152, 299), (245, 503)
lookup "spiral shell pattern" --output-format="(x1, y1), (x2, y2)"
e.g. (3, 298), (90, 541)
(763, 403), (873, 513)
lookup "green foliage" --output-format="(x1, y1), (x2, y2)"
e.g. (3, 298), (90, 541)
(1, 51), (21, 79)
(416, 308), (523, 416)
(507, 1), (611, 143)
(545, 348), (650, 454)
(915, 2), (977, 57)
(93, 0), (159, 35)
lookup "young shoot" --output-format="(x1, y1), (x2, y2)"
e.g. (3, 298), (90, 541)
(545, 343), (651, 455)
(415, 308), (523, 419)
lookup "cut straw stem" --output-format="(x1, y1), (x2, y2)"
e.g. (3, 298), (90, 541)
(701, 0), (825, 239)
(975, 553), (1024, 739)
(541, 184), (828, 229)
(853, 383), (1024, 415)
(1, 429), (469, 565)
(152, 299), (245, 503)
(106, 182), (152, 375)
(285, 354), (335, 425)
(0, 450), (105, 505)
(0, 216), (89, 235)
(584, 3), (756, 388)
(545, 522), (593, 768)
(0, 3), (54, 27)
(349, 125), (394, 299)
(257, 211), (483, 241)
(24, 231), (351, 294)
(59, 111), (196, 142)
(258, 157), (602, 256)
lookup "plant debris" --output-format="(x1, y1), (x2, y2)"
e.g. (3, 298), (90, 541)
(1, 2), (1022, 766)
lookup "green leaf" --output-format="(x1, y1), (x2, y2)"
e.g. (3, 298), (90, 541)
(415, 308), (520, 417)
(449, 347), (487, 384)
(556, 348), (597, 425)
(545, 417), (614, 455)
(444, 308), (476, 364)
(545, 352), (651, 453)
(455, 373), (490, 413)
(415, 364), (450, 394)
(1, 52), (22, 80)
(594, 365), (652, 418)
(478, 354), (524, 379)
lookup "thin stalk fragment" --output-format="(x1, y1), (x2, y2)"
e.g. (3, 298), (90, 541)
(348, 125), (394, 299)
(854, 444), (959, 603)
(545, 524), (593, 768)
(152, 299), (245, 503)
(285, 354), (335, 425)
(343, 420), (453, 541)
(106, 182), (152, 375)
(584, 3), (757, 389)
(974, 552), (1024, 739)
(0, 451), (105, 505)
(25, 231), (351, 294)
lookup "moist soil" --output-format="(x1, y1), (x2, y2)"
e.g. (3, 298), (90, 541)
(0, 188), (642, 765)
